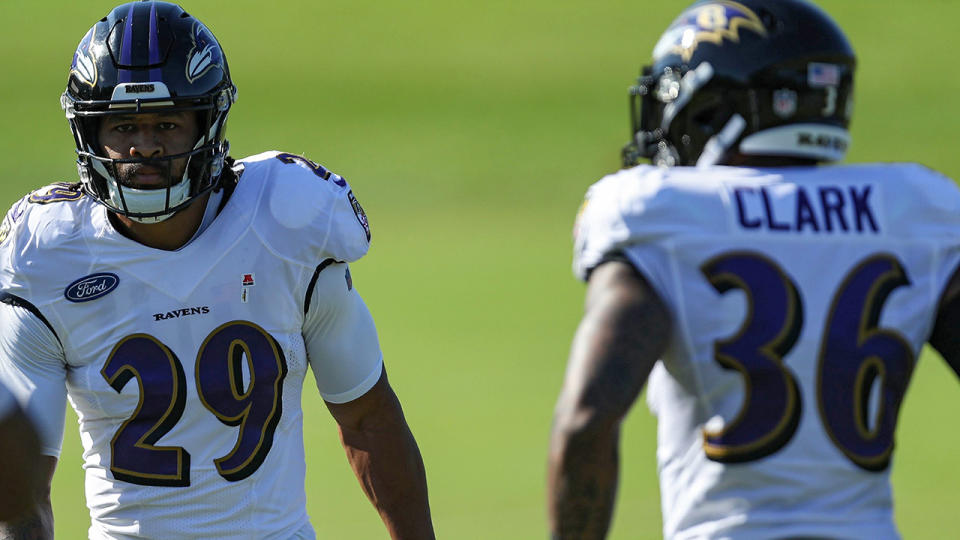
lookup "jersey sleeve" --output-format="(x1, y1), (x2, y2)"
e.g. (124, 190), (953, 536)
(574, 166), (669, 281)
(898, 164), (960, 332)
(572, 166), (721, 321)
(574, 166), (687, 279)
(326, 184), (371, 263)
(572, 175), (623, 281)
(302, 262), (383, 404)
(0, 302), (67, 457)
(245, 152), (372, 266)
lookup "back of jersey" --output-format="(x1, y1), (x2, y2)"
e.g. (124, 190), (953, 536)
(573, 163), (960, 540)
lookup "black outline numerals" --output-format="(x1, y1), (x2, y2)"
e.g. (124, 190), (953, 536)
(101, 334), (191, 487)
(196, 321), (288, 482)
(28, 182), (84, 204)
(101, 321), (289, 487)
(701, 252), (804, 463)
(817, 255), (914, 471)
(701, 251), (914, 471)
(275, 153), (332, 180)
(275, 153), (347, 187)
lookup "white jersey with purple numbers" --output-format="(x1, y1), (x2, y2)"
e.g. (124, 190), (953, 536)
(573, 163), (960, 540)
(0, 151), (381, 540)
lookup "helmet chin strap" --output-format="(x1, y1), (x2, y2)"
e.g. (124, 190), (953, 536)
(88, 133), (214, 223)
(106, 173), (192, 224)
(697, 114), (747, 168)
(92, 155), (193, 223)
(114, 179), (191, 224)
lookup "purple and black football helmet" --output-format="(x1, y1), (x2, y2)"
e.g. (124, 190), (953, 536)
(61, 1), (237, 222)
(622, 0), (856, 168)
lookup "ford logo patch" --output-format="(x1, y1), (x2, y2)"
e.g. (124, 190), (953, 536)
(64, 273), (119, 303)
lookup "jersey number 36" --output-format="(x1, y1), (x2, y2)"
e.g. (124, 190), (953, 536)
(700, 252), (912, 471)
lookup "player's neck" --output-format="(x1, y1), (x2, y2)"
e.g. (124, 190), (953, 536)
(108, 192), (212, 251)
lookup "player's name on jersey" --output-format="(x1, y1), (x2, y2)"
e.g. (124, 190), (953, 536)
(731, 184), (879, 234)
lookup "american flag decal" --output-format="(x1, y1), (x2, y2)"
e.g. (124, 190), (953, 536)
(808, 63), (841, 88)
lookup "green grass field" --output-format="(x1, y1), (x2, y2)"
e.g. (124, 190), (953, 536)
(3, 0), (960, 538)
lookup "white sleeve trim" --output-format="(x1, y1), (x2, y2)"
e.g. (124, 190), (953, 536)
(303, 261), (385, 404)
(320, 358), (383, 404)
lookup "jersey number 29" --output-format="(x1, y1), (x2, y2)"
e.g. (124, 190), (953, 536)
(101, 320), (287, 486)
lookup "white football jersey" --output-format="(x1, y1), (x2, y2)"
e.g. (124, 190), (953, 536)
(574, 163), (960, 540)
(0, 151), (382, 539)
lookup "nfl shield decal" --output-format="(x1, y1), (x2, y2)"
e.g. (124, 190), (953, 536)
(65, 273), (120, 303)
(773, 89), (798, 119)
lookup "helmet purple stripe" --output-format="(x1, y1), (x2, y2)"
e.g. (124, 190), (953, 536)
(148, 2), (162, 81)
(117, 3), (137, 83)
(63, 1), (236, 220)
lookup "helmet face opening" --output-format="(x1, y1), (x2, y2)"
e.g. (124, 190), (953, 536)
(623, 0), (856, 168)
(62, 1), (237, 222)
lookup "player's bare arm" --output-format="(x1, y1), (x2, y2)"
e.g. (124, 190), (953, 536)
(928, 263), (960, 377)
(3, 1), (406, 536)
(0, 407), (42, 523)
(0, 306), (64, 540)
(325, 369), (435, 540)
(548, 261), (671, 539)
(0, 456), (56, 540)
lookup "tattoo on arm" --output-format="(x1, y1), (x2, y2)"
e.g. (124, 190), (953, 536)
(550, 430), (621, 539)
(0, 503), (53, 540)
(0, 517), (44, 540)
(548, 261), (671, 539)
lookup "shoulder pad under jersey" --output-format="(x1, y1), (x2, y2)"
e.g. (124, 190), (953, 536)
(238, 151), (371, 265)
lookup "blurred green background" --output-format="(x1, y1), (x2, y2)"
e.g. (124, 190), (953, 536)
(2, 0), (959, 538)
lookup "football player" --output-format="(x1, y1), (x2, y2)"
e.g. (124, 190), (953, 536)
(0, 2), (434, 539)
(548, 0), (960, 538)
(0, 381), (44, 524)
